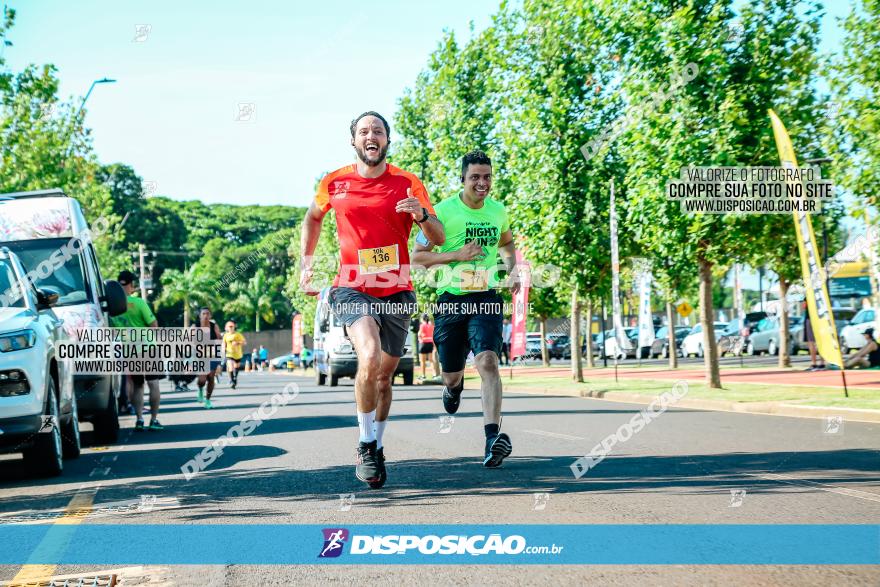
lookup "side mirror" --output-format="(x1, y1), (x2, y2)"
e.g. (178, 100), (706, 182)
(36, 288), (59, 310)
(102, 280), (128, 317)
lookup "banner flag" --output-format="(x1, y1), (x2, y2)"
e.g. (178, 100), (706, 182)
(769, 109), (843, 368)
(510, 250), (530, 359)
(637, 267), (655, 349)
(610, 178), (633, 353)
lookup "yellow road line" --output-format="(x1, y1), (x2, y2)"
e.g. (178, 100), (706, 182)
(8, 489), (95, 585)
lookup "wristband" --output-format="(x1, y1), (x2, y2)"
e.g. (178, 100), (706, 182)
(415, 207), (429, 224)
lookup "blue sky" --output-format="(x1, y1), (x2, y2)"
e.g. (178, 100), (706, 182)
(4, 0), (851, 214)
(4, 0), (495, 207)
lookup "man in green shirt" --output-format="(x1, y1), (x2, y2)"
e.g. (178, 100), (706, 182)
(115, 270), (164, 431)
(412, 150), (520, 468)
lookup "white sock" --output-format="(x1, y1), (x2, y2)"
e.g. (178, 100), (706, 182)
(374, 419), (387, 449)
(358, 410), (376, 443)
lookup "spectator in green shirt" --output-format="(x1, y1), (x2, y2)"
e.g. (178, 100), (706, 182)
(116, 270), (164, 431)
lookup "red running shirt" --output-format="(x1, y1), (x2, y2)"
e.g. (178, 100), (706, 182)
(418, 322), (434, 343)
(315, 163), (435, 298)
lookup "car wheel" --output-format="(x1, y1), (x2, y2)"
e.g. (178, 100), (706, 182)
(93, 381), (120, 444)
(697, 344), (704, 358)
(61, 390), (81, 459)
(316, 368), (326, 386)
(840, 343), (849, 355)
(661, 345), (668, 359)
(768, 340), (778, 356)
(747, 341), (756, 356)
(24, 379), (63, 478)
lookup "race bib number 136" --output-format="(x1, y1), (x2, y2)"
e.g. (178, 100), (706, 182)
(358, 244), (400, 275)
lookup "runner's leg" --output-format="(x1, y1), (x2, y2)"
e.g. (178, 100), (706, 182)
(473, 350), (501, 427)
(147, 379), (161, 422)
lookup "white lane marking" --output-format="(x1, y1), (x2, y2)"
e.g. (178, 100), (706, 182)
(0, 496), (182, 524)
(749, 472), (880, 504)
(524, 429), (585, 441)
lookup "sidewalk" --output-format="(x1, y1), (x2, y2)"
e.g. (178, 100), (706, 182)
(493, 364), (880, 390)
(475, 364), (880, 424)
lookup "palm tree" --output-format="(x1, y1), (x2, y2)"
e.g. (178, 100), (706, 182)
(156, 267), (215, 327)
(224, 269), (286, 332)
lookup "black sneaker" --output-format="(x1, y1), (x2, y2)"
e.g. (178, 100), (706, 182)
(355, 440), (382, 488)
(134, 419), (145, 431)
(483, 433), (512, 468)
(442, 380), (464, 414)
(375, 447), (387, 489)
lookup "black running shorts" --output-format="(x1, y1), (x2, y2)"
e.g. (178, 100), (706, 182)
(433, 290), (504, 372)
(328, 287), (418, 357)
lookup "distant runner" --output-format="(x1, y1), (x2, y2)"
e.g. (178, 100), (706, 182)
(299, 111), (444, 488)
(196, 306), (223, 408)
(222, 320), (245, 390)
(412, 150), (519, 467)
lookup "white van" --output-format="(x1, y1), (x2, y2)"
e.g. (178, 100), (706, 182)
(0, 189), (128, 443)
(313, 288), (414, 387)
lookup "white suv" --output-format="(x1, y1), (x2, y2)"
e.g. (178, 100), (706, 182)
(0, 248), (79, 476)
(839, 308), (876, 354)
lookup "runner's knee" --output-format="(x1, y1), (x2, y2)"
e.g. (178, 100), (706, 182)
(474, 351), (499, 373)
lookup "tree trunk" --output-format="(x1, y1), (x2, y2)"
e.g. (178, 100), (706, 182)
(699, 257), (722, 388)
(540, 317), (550, 367)
(571, 287), (584, 382)
(183, 300), (190, 328)
(778, 276), (791, 368)
(666, 300), (678, 369)
(585, 298), (595, 369)
(256, 311), (261, 332)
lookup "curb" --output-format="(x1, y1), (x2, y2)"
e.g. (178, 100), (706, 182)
(505, 385), (880, 424)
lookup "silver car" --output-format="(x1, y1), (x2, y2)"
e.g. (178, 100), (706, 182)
(747, 315), (803, 356)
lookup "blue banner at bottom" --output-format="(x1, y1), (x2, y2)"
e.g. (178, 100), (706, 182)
(0, 525), (877, 565)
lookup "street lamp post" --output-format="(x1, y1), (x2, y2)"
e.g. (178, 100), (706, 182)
(76, 77), (116, 119)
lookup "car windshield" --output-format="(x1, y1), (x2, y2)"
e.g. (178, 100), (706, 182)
(0, 258), (26, 308)
(2, 238), (91, 307)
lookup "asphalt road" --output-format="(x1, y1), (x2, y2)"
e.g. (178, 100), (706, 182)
(1, 371), (878, 586)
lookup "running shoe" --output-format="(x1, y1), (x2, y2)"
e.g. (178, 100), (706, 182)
(148, 419), (165, 431)
(483, 433), (512, 468)
(355, 440), (382, 488)
(442, 380), (464, 414)
(204, 399), (213, 409)
(134, 419), (145, 431)
(375, 447), (387, 488)
(197, 387), (205, 403)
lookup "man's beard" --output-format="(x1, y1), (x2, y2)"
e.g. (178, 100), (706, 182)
(355, 143), (389, 167)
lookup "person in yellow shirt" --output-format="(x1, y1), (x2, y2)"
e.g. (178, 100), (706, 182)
(223, 320), (246, 390)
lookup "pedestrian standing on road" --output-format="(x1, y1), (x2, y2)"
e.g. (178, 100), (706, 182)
(223, 321), (245, 389)
(112, 270), (165, 431)
(259, 345), (268, 371)
(802, 301), (826, 371)
(501, 318), (512, 366)
(299, 111), (444, 489)
(196, 307), (223, 409)
(411, 150), (519, 468)
(417, 314), (439, 382)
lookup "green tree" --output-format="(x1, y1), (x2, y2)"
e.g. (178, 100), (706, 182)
(225, 268), (288, 332)
(155, 266), (216, 327)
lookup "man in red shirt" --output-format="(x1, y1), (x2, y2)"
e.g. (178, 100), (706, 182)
(300, 111), (444, 488)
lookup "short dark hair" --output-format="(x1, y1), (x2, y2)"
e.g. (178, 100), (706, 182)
(350, 111), (391, 139)
(199, 306), (211, 314)
(461, 150), (492, 180)
(117, 270), (137, 285)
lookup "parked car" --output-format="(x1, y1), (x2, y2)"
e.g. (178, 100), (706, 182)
(270, 353), (298, 369)
(838, 308), (875, 355)
(524, 332), (543, 359)
(313, 288), (413, 386)
(0, 248), (79, 477)
(0, 190), (128, 444)
(603, 327), (637, 359)
(547, 333), (571, 360)
(651, 326), (691, 359)
(747, 315), (804, 355)
(680, 322), (728, 358)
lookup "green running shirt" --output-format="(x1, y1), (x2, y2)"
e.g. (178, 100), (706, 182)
(431, 193), (510, 296)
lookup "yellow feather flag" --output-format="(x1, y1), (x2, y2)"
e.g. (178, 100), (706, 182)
(769, 109), (843, 368)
